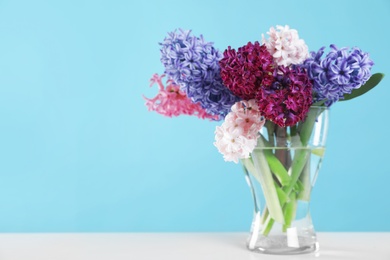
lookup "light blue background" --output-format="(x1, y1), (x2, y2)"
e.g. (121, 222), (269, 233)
(0, 0), (389, 232)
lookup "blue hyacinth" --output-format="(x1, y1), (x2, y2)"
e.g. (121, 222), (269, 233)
(160, 29), (240, 119)
(304, 44), (374, 106)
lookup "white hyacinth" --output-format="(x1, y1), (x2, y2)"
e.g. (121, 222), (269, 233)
(262, 25), (309, 66)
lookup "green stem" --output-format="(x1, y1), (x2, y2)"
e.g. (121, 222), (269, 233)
(261, 107), (325, 235)
(275, 184), (289, 205)
(243, 148), (285, 225)
(294, 180), (304, 192)
(299, 107), (325, 146)
(261, 207), (269, 224)
(262, 217), (275, 236)
(283, 149), (310, 195)
(283, 107), (325, 195)
(261, 149), (310, 235)
(260, 140), (291, 186)
(283, 192), (297, 232)
(297, 154), (311, 201)
(290, 125), (297, 137)
(265, 121), (276, 148)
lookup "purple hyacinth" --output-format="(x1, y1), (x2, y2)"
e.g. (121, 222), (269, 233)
(160, 29), (240, 119)
(304, 44), (374, 106)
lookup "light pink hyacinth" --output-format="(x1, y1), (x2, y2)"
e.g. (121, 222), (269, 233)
(214, 100), (265, 163)
(144, 74), (218, 120)
(262, 25), (309, 66)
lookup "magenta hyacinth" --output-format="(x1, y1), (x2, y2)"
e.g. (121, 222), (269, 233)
(256, 66), (313, 127)
(219, 42), (275, 100)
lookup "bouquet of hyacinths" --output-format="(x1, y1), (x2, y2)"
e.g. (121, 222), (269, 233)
(144, 26), (384, 241)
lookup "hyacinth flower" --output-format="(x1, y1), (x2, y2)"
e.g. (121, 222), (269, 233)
(256, 65), (313, 127)
(262, 25), (309, 67)
(214, 99), (265, 163)
(219, 42), (275, 100)
(160, 29), (240, 120)
(143, 74), (218, 120)
(304, 44), (375, 106)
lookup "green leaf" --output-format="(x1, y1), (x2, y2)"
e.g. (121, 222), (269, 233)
(242, 156), (285, 225)
(341, 73), (385, 101)
(294, 180), (304, 192)
(275, 185), (289, 205)
(311, 147), (325, 157)
(263, 149), (291, 186)
(250, 139), (286, 224)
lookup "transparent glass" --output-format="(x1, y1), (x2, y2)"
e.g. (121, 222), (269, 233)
(242, 106), (329, 255)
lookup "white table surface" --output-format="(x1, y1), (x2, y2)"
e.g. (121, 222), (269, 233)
(0, 232), (388, 260)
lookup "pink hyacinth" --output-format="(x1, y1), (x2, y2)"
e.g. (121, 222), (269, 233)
(144, 74), (219, 120)
(262, 25), (309, 67)
(214, 100), (265, 163)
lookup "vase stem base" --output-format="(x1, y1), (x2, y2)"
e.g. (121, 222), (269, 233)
(247, 235), (319, 255)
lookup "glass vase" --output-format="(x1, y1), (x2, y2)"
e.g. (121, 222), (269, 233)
(241, 106), (329, 255)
